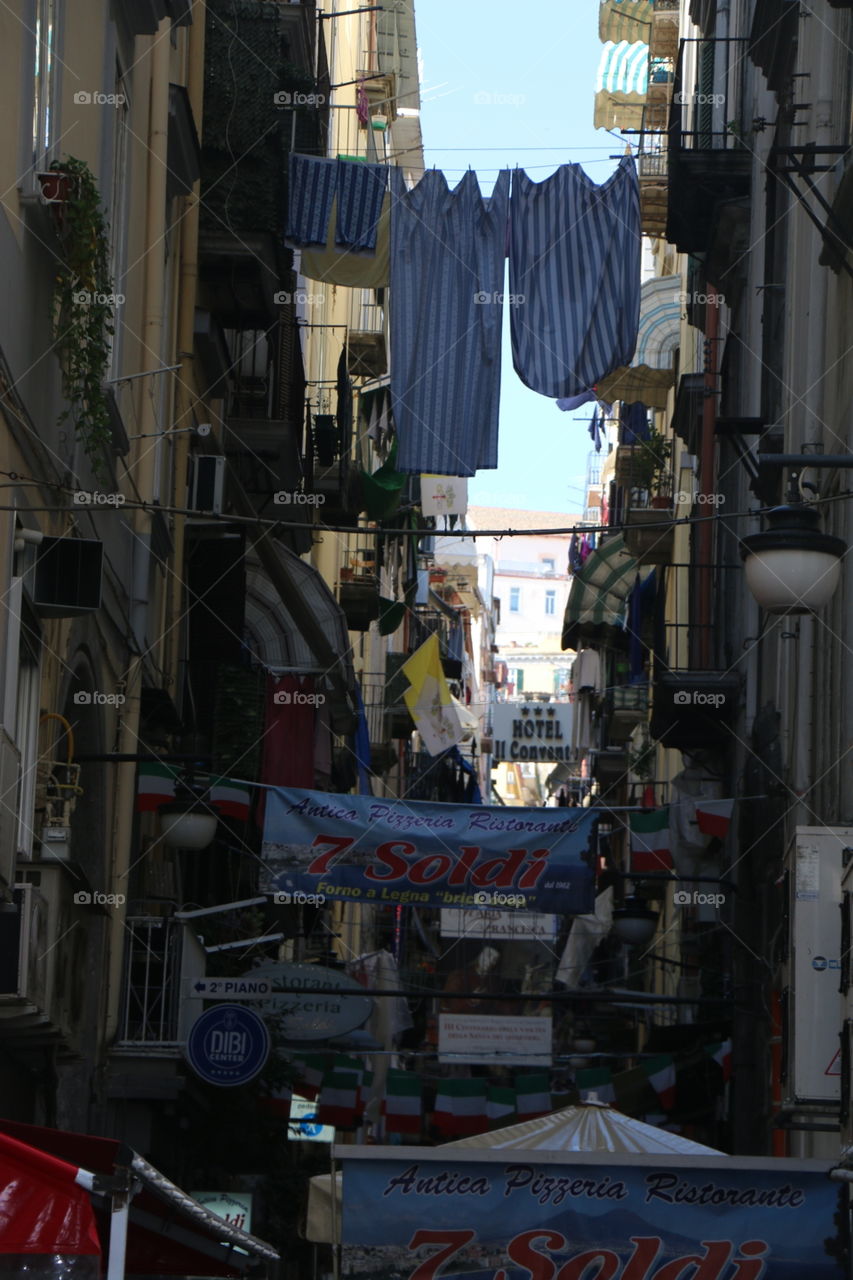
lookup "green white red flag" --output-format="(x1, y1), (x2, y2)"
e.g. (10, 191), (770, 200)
(316, 1056), (371, 1129)
(433, 1079), (488, 1137)
(288, 1053), (329, 1101)
(707, 1039), (732, 1081)
(576, 1067), (615, 1104)
(135, 762), (252, 821)
(629, 808), (673, 872)
(382, 1069), (422, 1135)
(642, 1054), (677, 1110)
(487, 1085), (517, 1127)
(514, 1073), (552, 1119)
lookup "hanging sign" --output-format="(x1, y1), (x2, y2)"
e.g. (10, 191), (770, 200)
(185, 1005), (270, 1086)
(261, 787), (596, 914)
(338, 1151), (845, 1280)
(247, 962), (374, 1041)
(491, 702), (574, 763)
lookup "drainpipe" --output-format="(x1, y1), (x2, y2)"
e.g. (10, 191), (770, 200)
(130, 20), (171, 654)
(166, 9), (206, 687)
(696, 295), (719, 668)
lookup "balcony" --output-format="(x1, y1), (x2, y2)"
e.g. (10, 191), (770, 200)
(340, 546), (381, 631)
(608, 684), (650, 742)
(108, 915), (207, 1099)
(667, 38), (751, 256)
(650, 0), (679, 59)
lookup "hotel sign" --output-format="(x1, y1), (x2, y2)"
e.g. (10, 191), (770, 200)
(491, 702), (573, 762)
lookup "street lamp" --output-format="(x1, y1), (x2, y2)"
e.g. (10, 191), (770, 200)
(611, 894), (659, 946)
(741, 457), (847, 613)
(158, 776), (219, 850)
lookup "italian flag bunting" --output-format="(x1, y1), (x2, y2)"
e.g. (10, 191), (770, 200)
(514, 1073), (552, 1120)
(643, 1054), (677, 1110)
(487, 1085), (517, 1127)
(576, 1067), (616, 1104)
(316, 1056), (370, 1129)
(707, 1039), (733, 1081)
(695, 799), (734, 839)
(289, 1053), (329, 1101)
(433, 1079), (488, 1137)
(383, 1069), (422, 1135)
(629, 808), (673, 872)
(135, 763), (252, 821)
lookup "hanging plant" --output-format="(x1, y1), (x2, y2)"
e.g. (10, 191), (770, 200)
(49, 156), (115, 478)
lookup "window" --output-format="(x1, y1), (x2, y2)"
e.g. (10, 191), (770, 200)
(509, 587), (520, 613)
(32, 0), (58, 171)
(542, 558), (555, 575)
(545, 590), (556, 616)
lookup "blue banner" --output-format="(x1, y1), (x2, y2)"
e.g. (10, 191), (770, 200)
(339, 1154), (845, 1279)
(261, 788), (596, 913)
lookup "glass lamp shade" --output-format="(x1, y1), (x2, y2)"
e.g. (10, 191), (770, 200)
(159, 801), (219, 850)
(740, 505), (845, 614)
(612, 895), (658, 947)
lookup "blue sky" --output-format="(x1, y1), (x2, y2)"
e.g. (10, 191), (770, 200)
(415, 0), (620, 515)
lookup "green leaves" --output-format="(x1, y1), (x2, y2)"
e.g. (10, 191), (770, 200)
(49, 156), (115, 481)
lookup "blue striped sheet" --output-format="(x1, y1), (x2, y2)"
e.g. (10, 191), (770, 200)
(390, 170), (510, 476)
(287, 154), (337, 247)
(508, 157), (641, 399)
(336, 161), (388, 251)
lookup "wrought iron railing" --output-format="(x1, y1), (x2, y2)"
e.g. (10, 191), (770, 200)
(669, 37), (748, 154)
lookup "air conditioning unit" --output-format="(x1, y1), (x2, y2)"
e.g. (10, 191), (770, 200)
(785, 826), (852, 1111)
(0, 883), (48, 1010)
(189, 455), (226, 514)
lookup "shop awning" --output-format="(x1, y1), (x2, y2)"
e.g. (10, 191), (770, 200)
(598, 0), (654, 45)
(594, 40), (648, 129)
(0, 1130), (101, 1265)
(595, 276), (681, 406)
(562, 534), (644, 649)
(0, 1119), (279, 1277)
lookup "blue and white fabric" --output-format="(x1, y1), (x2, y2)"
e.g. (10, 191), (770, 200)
(390, 169), (510, 476)
(336, 160), (388, 251)
(286, 154), (338, 247)
(509, 157), (641, 399)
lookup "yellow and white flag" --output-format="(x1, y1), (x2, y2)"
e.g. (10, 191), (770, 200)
(401, 634), (466, 756)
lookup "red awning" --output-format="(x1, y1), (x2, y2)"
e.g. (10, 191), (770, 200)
(0, 1120), (279, 1277)
(0, 1130), (101, 1257)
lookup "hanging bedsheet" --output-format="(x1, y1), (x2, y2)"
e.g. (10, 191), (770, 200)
(509, 156), (641, 398)
(389, 169), (510, 476)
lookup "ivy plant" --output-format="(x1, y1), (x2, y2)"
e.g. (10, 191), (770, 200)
(49, 156), (115, 478)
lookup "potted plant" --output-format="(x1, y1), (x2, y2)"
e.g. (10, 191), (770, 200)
(631, 426), (673, 503)
(49, 156), (116, 480)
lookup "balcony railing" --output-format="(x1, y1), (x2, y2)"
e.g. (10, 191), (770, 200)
(669, 37), (748, 156)
(116, 916), (205, 1049)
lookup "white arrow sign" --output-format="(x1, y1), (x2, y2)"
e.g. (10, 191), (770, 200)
(189, 978), (272, 999)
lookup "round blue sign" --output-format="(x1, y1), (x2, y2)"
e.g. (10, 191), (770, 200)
(185, 1004), (270, 1086)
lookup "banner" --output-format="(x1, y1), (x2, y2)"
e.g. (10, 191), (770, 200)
(262, 788), (597, 913)
(338, 1152), (845, 1279)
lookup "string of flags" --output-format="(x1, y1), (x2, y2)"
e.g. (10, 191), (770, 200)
(135, 762), (252, 821)
(628, 801), (735, 875)
(258, 1043), (733, 1134)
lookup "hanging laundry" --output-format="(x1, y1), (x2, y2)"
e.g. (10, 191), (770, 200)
(301, 194), (393, 287)
(588, 407), (603, 452)
(619, 400), (651, 443)
(336, 160), (387, 252)
(509, 157), (641, 398)
(356, 78), (370, 127)
(391, 169), (510, 475)
(286, 154), (338, 247)
(557, 389), (597, 411)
